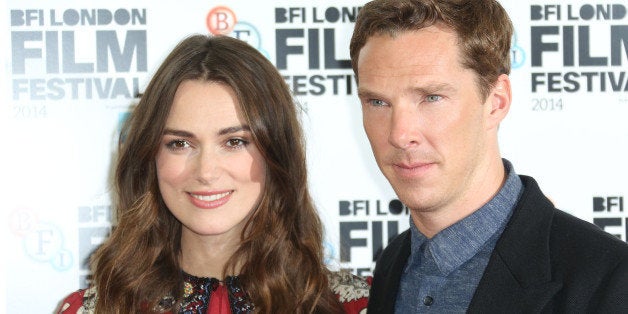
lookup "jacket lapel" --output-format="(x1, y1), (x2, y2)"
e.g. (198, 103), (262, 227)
(367, 230), (411, 314)
(468, 249), (562, 312)
(468, 176), (562, 313)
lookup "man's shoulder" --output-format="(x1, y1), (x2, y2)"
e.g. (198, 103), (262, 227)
(518, 175), (627, 252)
(550, 208), (628, 259)
(494, 174), (628, 285)
(517, 175), (628, 270)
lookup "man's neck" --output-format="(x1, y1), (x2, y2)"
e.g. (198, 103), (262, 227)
(412, 156), (507, 238)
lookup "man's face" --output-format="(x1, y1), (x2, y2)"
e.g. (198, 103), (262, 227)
(357, 25), (496, 216)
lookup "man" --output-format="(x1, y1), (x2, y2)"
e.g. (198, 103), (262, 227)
(349, 0), (628, 312)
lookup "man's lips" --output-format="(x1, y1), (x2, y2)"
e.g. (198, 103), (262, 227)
(395, 161), (433, 169)
(392, 162), (435, 177)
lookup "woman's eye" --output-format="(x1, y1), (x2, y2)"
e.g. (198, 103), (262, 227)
(426, 95), (442, 102)
(166, 140), (190, 150)
(226, 138), (248, 148)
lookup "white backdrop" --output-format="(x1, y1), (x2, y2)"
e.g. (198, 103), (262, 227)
(2, 0), (627, 312)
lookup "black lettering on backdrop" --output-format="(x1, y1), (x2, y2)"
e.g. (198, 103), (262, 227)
(274, 6), (359, 96)
(338, 199), (409, 263)
(10, 8), (148, 101)
(592, 196), (626, 242)
(529, 4), (628, 93)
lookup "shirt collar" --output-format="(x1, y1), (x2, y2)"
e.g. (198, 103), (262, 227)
(409, 159), (523, 275)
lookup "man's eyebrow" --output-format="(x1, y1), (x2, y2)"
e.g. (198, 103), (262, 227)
(357, 88), (381, 99)
(410, 83), (456, 94)
(358, 83), (455, 99)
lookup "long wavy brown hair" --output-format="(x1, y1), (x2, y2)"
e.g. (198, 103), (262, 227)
(90, 34), (343, 313)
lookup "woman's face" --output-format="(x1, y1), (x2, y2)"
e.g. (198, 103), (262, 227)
(156, 80), (266, 241)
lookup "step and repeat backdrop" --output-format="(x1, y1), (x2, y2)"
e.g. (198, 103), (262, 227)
(2, 0), (627, 312)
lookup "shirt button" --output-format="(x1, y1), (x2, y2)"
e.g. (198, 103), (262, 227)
(423, 296), (434, 306)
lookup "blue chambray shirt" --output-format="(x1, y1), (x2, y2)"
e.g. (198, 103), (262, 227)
(395, 159), (523, 313)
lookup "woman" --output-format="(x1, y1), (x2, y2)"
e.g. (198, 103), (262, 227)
(57, 35), (369, 313)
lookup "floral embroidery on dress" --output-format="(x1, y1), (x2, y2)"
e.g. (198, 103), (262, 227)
(59, 271), (368, 313)
(328, 271), (370, 303)
(79, 286), (98, 313)
(173, 272), (254, 314)
(59, 274), (254, 314)
(58, 286), (97, 314)
(177, 273), (220, 312)
(224, 276), (254, 313)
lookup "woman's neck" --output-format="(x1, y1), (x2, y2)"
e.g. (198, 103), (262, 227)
(179, 230), (241, 280)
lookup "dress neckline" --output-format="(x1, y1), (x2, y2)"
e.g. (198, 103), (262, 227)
(181, 270), (239, 283)
(176, 271), (253, 313)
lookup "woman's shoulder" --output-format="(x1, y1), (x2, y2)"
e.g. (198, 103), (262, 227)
(56, 286), (97, 314)
(328, 271), (372, 313)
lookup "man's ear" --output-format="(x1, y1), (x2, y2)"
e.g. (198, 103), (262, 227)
(485, 73), (512, 130)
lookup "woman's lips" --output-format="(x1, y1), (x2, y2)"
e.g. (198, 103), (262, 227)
(188, 190), (233, 209)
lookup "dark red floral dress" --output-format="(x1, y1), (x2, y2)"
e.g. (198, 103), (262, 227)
(57, 271), (370, 313)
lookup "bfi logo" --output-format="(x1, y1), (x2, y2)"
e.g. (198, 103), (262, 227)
(592, 196), (626, 242)
(9, 208), (73, 272)
(78, 205), (112, 288)
(338, 199), (409, 275)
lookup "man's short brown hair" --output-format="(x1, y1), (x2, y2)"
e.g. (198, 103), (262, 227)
(350, 0), (513, 98)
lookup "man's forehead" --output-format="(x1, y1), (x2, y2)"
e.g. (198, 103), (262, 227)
(358, 30), (461, 68)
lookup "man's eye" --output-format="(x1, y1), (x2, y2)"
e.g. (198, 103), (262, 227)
(426, 95), (442, 102)
(369, 99), (387, 106)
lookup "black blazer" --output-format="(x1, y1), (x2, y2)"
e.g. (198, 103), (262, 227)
(367, 176), (628, 313)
